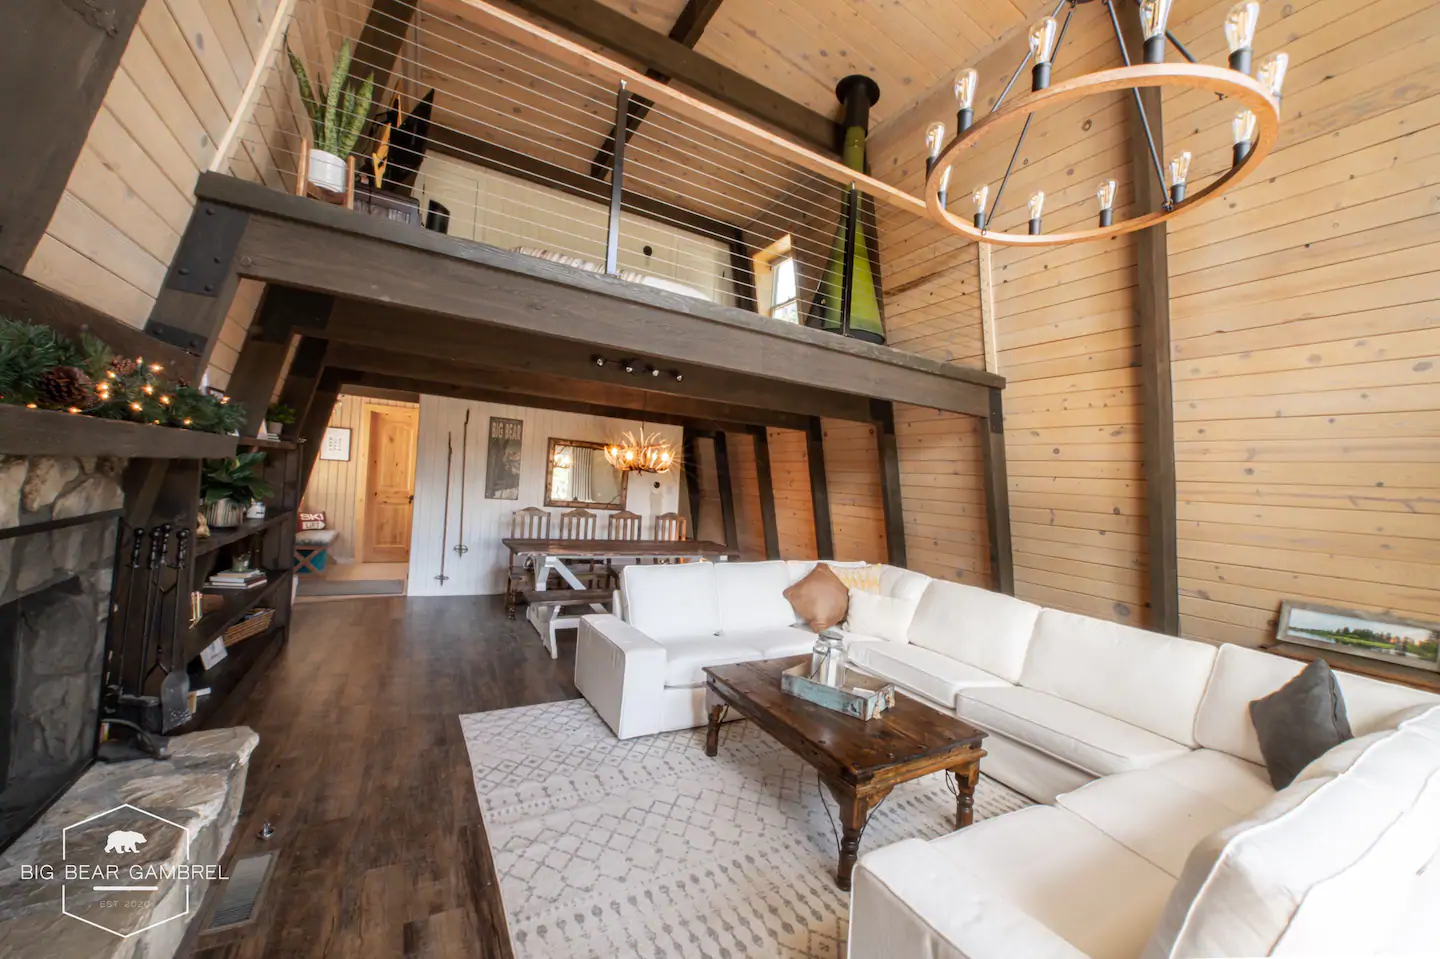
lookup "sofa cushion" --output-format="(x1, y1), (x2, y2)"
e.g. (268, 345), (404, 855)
(849, 641), (1010, 710)
(784, 563), (850, 631)
(907, 580), (1041, 683)
(728, 626), (818, 659)
(960, 686), (1191, 777)
(832, 563), (882, 594)
(1248, 658), (1353, 788)
(879, 565), (931, 604)
(929, 805), (1176, 959)
(1148, 749), (1275, 816)
(714, 561), (795, 633)
(1145, 706), (1440, 959)
(1194, 643), (1438, 765)
(658, 635), (762, 687)
(622, 562), (720, 641)
(845, 590), (917, 645)
(1020, 609), (1216, 747)
(1057, 770), (1254, 878)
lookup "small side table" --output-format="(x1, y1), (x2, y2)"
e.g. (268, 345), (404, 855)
(293, 529), (339, 575)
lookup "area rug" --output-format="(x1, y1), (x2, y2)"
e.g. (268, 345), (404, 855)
(461, 698), (1033, 959)
(295, 578), (404, 597)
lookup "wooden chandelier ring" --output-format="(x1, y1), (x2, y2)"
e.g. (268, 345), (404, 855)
(925, 63), (1282, 247)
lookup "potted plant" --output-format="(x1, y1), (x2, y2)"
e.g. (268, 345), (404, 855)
(265, 402), (297, 437)
(287, 39), (375, 194)
(201, 452), (275, 529)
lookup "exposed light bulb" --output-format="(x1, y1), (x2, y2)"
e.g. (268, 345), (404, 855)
(1139, 0), (1173, 62)
(972, 184), (989, 229)
(1169, 151), (1192, 203)
(924, 121), (946, 173)
(1224, 1), (1260, 73)
(1029, 17), (1059, 89)
(1096, 179), (1117, 227)
(937, 165), (952, 208)
(954, 68), (978, 133)
(1028, 191), (1045, 235)
(1257, 52), (1289, 100)
(1231, 109), (1257, 166)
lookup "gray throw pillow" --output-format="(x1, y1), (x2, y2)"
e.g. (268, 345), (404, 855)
(1249, 658), (1353, 789)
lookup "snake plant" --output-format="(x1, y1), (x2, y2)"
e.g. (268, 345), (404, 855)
(287, 39), (375, 158)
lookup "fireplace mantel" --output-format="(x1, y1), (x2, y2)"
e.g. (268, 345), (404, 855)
(0, 406), (238, 459)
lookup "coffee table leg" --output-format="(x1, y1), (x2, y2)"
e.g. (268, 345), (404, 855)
(952, 760), (980, 829)
(704, 703), (728, 757)
(829, 784), (888, 892)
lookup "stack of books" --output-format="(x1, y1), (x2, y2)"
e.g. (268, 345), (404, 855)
(206, 568), (267, 589)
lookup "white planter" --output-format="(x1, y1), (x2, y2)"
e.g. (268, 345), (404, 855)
(307, 148), (348, 194)
(205, 498), (245, 529)
(246, 500), (267, 520)
(264, 420), (282, 437)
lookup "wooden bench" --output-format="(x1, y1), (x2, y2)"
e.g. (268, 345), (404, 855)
(520, 588), (614, 659)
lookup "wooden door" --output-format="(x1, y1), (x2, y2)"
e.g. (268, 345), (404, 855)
(363, 406), (419, 562)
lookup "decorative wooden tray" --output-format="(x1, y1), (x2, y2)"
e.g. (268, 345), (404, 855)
(781, 663), (896, 720)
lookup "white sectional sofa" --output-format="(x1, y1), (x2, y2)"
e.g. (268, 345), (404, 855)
(574, 560), (1440, 958)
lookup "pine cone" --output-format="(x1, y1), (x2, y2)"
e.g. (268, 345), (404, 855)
(37, 365), (94, 409)
(109, 356), (138, 377)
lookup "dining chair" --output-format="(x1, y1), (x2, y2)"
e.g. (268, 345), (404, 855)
(559, 508), (604, 587)
(653, 511), (689, 564)
(506, 507), (551, 617)
(609, 511), (642, 540)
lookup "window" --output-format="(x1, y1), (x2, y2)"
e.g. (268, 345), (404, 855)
(753, 235), (800, 324)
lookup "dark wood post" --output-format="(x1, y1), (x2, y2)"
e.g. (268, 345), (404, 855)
(681, 428), (701, 535)
(1123, 12), (1180, 634)
(227, 287), (335, 435)
(296, 367), (343, 491)
(980, 388), (1014, 595)
(713, 430), (738, 550)
(275, 336), (330, 432)
(806, 417), (835, 560)
(750, 426), (780, 559)
(871, 400), (907, 568)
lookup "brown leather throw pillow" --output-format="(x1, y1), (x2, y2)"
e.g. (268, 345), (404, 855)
(784, 564), (850, 632)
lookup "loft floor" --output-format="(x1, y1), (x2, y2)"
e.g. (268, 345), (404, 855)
(189, 596), (575, 959)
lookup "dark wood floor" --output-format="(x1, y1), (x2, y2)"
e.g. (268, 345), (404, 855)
(190, 596), (578, 959)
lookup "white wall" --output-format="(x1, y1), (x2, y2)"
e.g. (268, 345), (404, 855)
(406, 394), (682, 596)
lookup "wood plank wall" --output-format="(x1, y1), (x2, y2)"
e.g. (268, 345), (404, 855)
(820, 418), (888, 562)
(302, 391), (419, 563)
(766, 427), (818, 559)
(871, 0), (1440, 641)
(726, 432), (768, 561)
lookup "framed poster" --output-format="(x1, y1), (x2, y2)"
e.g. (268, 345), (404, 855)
(320, 427), (351, 461)
(485, 416), (523, 500)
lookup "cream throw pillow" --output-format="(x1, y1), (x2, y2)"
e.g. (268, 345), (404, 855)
(831, 563), (882, 594)
(845, 588), (917, 644)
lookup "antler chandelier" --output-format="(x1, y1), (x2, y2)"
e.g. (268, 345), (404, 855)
(604, 429), (677, 474)
(923, 0), (1287, 247)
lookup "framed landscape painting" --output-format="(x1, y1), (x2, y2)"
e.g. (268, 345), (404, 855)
(1277, 601), (1440, 673)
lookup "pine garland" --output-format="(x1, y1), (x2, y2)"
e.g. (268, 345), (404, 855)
(0, 316), (247, 433)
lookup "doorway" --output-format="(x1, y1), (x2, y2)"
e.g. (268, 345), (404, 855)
(359, 403), (419, 564)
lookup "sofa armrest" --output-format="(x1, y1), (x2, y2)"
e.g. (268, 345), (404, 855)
(850, 838), (1091, 959)
(576, 614), (668, 740)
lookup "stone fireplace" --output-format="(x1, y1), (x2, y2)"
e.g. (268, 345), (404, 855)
(0, 456), (122, 850)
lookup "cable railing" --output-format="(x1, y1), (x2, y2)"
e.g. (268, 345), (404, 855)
(226, 0), (919, 344)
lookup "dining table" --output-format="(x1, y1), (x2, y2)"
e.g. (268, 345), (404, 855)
(500, 537), (740, 643)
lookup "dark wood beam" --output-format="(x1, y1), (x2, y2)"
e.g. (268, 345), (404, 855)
(192, 174), (999, 416)
(1124, 14), (1179, 634)
(352, 0), (420, 99)
(337, 383), (421, 404)
(750, 426), (780, 560)
(729, 230), (758, 314)
(483, 0), (838, 153)
(297, 367), (344, 490)
(0, 0), (145, 271)
(0, 267), (191, 372)
(321, 299), (875, 424)
(426, 124), (735, 241)
(588, 0), (727, 178)
(681, 428), (702, 535)
(275, 335), (329, 432)
(713, 430), (738, 550)
(806, 417), (834, 560)
(871, 400), (906, 568)
(979, 388), (1014, 595)
(227, 287), (334, 435)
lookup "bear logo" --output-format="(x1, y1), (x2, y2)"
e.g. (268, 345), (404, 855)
(105, 829), (146, 854)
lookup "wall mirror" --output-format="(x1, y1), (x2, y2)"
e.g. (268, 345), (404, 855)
(545, 438), (628, 510)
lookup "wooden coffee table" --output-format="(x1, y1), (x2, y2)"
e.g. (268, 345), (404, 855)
(703, 656), (986, 891)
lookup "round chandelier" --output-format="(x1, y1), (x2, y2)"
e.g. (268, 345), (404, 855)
(922, 0), (1286, 247)
(604, 428), (678, 474)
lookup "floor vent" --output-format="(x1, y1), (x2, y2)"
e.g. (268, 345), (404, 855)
(202, 851), (276, 933)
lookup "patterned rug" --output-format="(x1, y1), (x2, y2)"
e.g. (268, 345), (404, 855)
(460, 698), (1033, 958)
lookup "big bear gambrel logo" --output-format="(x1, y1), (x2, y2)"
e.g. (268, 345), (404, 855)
(61, 803), (192, 939)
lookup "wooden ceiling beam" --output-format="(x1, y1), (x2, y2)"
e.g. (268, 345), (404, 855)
(588, 0), (728, 179)
(480, 0), (839, 154)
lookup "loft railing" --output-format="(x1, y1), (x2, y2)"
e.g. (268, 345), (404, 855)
(222, 0), (932, 345)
